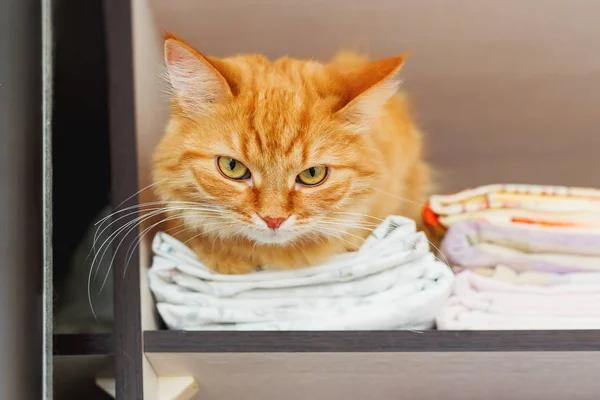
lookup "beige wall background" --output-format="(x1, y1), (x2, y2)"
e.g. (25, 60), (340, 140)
(137, 0), (600, 192)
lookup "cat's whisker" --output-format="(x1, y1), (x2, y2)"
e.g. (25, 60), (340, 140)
(312, 225), (356, 243)
(87, 209), (165, 321)
(91, 205), (213, 279)
(94, 204), (227, 249)
(120, 209), (232, 280)
(89, 184), (169, 260)
(91, 208), (166, 281)
(123, 213), (196, 271)
(318, 217), (377, 226)
(330, 211), (385, 222)
(316, 220), (377, 232)
(90, 206), (169, 262)
(167, 215), (234, 239)
(95, 206), (224, 294)
(308, 227), (357, 249)
(319, 216), (379, 226)
(101, 209), (191, 293)
(95, 201), (220, 226)
(112, 178), (169, 212)
(182, 222), (239, 246)
(317, 224), (368, 243)
(163, 222), (189, 236)
(211, 228), (221, 258)
(287, 240), (308, 263)
(422, 238), (451, 269)
(250, 239), (259, 258)
(93, 203), (213, 248)
(167, 223), (201, 239)
(91, 208), (168, 287)
(123, 209), (232, 272)
(371, 187), (426, 207)
(319, 215), (376, 222)
(90, 202), (215, 258)
(93, 200), (181, 231)
(312, 233), (329, 247)
(204, 218), (239, 256)
(232, 226), (246, 245)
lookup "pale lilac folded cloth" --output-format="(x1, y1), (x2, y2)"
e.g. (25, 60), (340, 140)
(436, 271), (600, 330)
(441, 219), (600, 273)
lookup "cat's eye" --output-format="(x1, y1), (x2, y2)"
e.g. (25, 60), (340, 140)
(296, 166), (328, 186)
(217, 157), (250, 180)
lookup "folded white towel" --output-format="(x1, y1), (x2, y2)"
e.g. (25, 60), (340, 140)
(436, 270), (600, 330)
(148, 216), (454, 331)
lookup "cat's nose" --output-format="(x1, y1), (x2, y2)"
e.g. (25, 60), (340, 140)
(261, 216), (287, 229)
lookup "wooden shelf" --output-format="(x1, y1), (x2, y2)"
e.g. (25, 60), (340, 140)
(54, 333), (113, 356)
(143, 335), (600, 400)
(144, 330), (600, 353)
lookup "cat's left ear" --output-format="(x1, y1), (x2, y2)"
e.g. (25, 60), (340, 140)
(164, 35), (234, 114)
(337, 53), (409, 131)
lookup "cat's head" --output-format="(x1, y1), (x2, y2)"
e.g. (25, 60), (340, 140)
(152, 34), (408, 245)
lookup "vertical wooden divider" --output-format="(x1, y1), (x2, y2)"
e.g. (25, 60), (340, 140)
(104, 0), (144, 398)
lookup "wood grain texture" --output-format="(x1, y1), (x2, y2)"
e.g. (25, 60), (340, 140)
(144, 330), (600, 353)
(146, 351), (600, 400)
(104, 0), (144, 397)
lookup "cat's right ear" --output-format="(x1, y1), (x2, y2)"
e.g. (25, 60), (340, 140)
(164, 35), (233, 114)
(336, 53), (409, 132)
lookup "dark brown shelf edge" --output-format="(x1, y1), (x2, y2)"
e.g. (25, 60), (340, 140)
(144, 330), (600, 353)
(53, 333), (114, 356)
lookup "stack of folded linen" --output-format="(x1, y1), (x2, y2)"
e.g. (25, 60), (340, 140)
(436, 268), (600, 330)
(424, 184), (600, 330)
(147, 216), (454, 331)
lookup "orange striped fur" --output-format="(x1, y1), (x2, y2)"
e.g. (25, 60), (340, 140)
(152, 35), (431, 274)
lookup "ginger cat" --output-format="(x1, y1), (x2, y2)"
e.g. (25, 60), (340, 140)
(152, 34), (431, 274)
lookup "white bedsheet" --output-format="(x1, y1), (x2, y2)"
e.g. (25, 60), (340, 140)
(148, 216), (454, 331)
